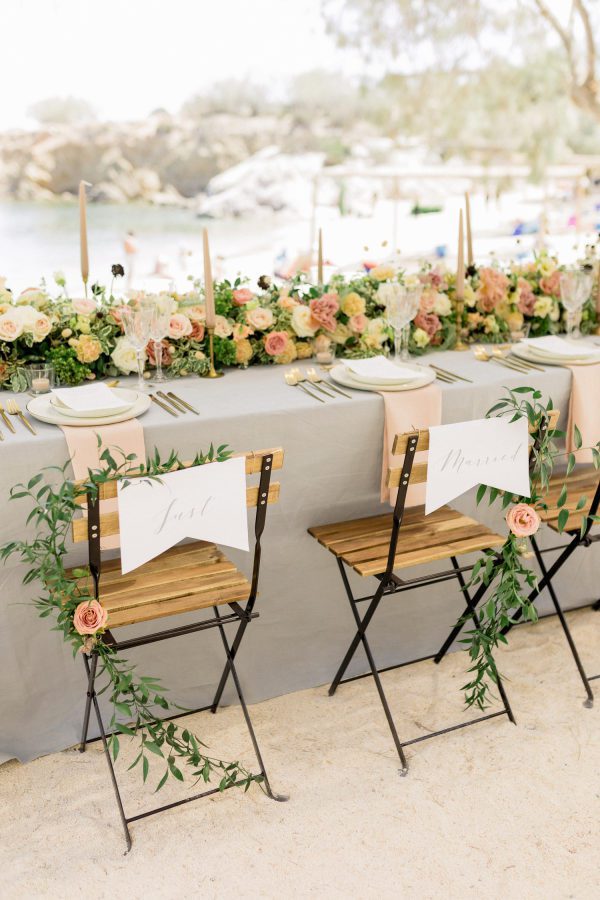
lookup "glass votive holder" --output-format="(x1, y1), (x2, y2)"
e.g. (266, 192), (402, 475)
(27, 363), (55, 395)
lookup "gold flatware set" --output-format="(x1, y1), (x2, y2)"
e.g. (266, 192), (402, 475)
(473, 346), (545, 373)
(150, 391), (200, 418)
(428, 365), (473, 384)
(285, 368), (352, 402)
(0, 399), (37, 437)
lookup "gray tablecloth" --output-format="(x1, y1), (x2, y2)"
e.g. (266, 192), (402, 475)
(1, 349), (598, 763)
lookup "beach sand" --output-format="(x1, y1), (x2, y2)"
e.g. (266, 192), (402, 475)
(0, 608), (598, 900)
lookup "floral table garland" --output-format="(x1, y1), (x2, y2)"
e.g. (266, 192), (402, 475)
(0, 252), (597, 391)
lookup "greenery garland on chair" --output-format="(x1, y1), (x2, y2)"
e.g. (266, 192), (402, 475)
(0, 442), (263, 794)
(462, 387), (600, 710)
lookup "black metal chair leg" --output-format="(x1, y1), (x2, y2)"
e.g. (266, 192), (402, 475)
(210, 617), (249, 713)
(449, 557), (516, 724)
(214, 608), (288, 802)
(530, 537), (594, 707)
(79, 652), (98, 752)
(82, 653), (132, 852)
(593, 599), (600, 612)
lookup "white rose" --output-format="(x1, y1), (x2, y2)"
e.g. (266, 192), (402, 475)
(291, 305), (317, 338)
(246, 306), (274, 331)
(72, 297), (98, 316)
(214, 315), (233, 338)
(0, 309), (24, 341)
(433, 292), (452, 317)
(413, 327), (430, 348)
(168, 313), (193, 339)
(17, 288), (46, 307)
(533, 296), (553, 318)
(31, 312), (52, 342)
(111, 336), (144, 374)
(16, 305), (38, 331)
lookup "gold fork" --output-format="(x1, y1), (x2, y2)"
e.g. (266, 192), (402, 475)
(473, 347), (535, 374)
(6, 399), (37, 435)
(284, 371), (325, 402)
(0, 399), (15, 433)
(291, 368), (332, 400)
(305, 367), (353, 399)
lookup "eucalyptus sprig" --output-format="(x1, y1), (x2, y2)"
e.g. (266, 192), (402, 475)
(1, 441), (263, 794)
(460, 387), (600, 710)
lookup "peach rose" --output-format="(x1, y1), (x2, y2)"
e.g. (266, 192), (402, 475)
(72, 297), (98, 316)
(309, 293), (339, 332)
(539, 271), (561, 297)
(214, 315), (233, 338)
(348, 313), (368, 334)
(31, 313), (52, 342)
(246, 306), (274, 331)
(264, 331), (289, 356)
(73, 600), (108, 635)
(232, 288), (253, 306)
(235, 338), (253, 365)
(477, 268), (509, 312)
(186, 304), (206, 322)
(419, 288), (437, 313)
(168, 313), (193, 339)
(506, 504), (540, 538)
(189, 320), (205, 341)
(0, 310), (24, 341)
(233, 322), (252, 340)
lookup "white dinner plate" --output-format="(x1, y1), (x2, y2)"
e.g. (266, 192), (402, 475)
(27, 391), (151, 426)
(511, 344), (600, 367)
(344, 366), (425, 386)
(330, 363), (435, 392)
(49, 387), (137, 418)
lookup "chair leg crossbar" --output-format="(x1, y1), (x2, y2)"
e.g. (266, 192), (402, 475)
(330, 555), (515, 774)
(79, 605), (286, 853)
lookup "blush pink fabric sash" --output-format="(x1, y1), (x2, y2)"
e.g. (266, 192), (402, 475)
(60, 419), (146, 549)
(380, 383), (443, 506)
(566, 364), (600, 464)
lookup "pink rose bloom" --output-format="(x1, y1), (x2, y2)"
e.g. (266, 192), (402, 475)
(414, 311), (441, 337)
(264, 331), (289, 356)
(539, 271), (561, 297)
(478, 267), (509, 312)
(186, 304), (206, 322)
(147, 339), (174, 367)
(168, 313), (193, 339)
(189, 321), (205, 341)
(348, 313), (368, 334)
(109, 305), (127, 328)
(72, 297), (97, 316)
(517, 278), (536, 316)
(278, 291), (298, 310)
(232, 288), (254, 306)
(506, 504), (541, 538)
(309, 293), (339, 332)
(73, 600), (108, 635)
(419, 289), (437, 313)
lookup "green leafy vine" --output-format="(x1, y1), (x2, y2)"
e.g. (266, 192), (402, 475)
(1, 442), (263, 794)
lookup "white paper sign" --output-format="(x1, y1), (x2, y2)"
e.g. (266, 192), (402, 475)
(52, 383), (126, 411)
(117, 456), (249, 573)
(344, 356), (421, 381)
(425, 417), (530, 514)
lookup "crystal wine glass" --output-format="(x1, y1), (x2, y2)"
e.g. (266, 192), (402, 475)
(121, 304), (153, 391)
(147, 297), (172, 382)
(380, 283), (421, 361)
(559, 269), (592, 339)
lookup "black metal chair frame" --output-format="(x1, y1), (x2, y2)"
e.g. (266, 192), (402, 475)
(326, 432), (515, 776)
(78, 453), (286, 852)
(435, 439), (600, 707)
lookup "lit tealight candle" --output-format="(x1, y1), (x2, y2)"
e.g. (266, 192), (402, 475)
(32, 377), (50, 393)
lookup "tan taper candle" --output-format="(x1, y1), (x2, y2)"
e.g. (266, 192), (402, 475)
(456, 210), (465, 298)
(203, 229), (216, 328)
(317, 228), (323, 286)
(79, 181), (90, 294)
(465, 192), (473, 267)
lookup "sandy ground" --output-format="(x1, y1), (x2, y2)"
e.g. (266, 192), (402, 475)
(0, 609), (598, 900)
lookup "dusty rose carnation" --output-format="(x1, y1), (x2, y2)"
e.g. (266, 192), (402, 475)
(264, 330), (289, 356)
(477, 268), (509, 312)
(413, 311), (441, 337)
(73, 600), (108, 636)
(506, 504), (540, 538)
(232, 288), (254, 306)
(517, 278), (536, 316)
(309, 293), (339, 332)
(539, 271), (561, 297)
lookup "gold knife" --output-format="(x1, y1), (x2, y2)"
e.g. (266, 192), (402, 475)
(167, 392), (200, 415)
(157, 390), (187, 413)
(0, 406), (15, 433)
(150, 394), (179, 417)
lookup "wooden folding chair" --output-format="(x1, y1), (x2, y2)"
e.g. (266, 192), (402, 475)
(308, 427), (515, 775)
(71, 448), (285, 850)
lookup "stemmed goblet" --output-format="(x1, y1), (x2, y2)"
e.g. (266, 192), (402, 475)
(559, 268), (593, 339)
(148, 300), (172, 382)
(121, 304), (154, 391)
(380, 283), (422, 361)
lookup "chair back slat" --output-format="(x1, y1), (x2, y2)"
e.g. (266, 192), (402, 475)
(392, 430), (430, 455)
(386, 462), (428, 489)
(74, 448), (284, 505)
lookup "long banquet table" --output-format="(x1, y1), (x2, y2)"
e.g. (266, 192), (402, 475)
(1, 348), (598, 763)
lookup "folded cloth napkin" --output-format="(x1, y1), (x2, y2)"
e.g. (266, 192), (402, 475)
(566, 364), (600, 464)
(380, 383), (443, 506)
(60, 419), (146, 549)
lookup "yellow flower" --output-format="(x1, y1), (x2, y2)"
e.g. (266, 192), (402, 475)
(483, 315), (499, 334)
(332, 323), (351, 344)
(533, 296), (553, 318)
(76, 316), (91, 334)
(538, 257), (557, 277)
(506, 311), (524, 332)
(341, 292), (366, 317)
(463, 284), (477, 308)
(275, 338), (298, 365)
(370, 265), (396, 281)
(235, 339), (253, 366)
(413, 327), (430, 348)
(74, 334), (102, 364)
(296, 341), (313, 359)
